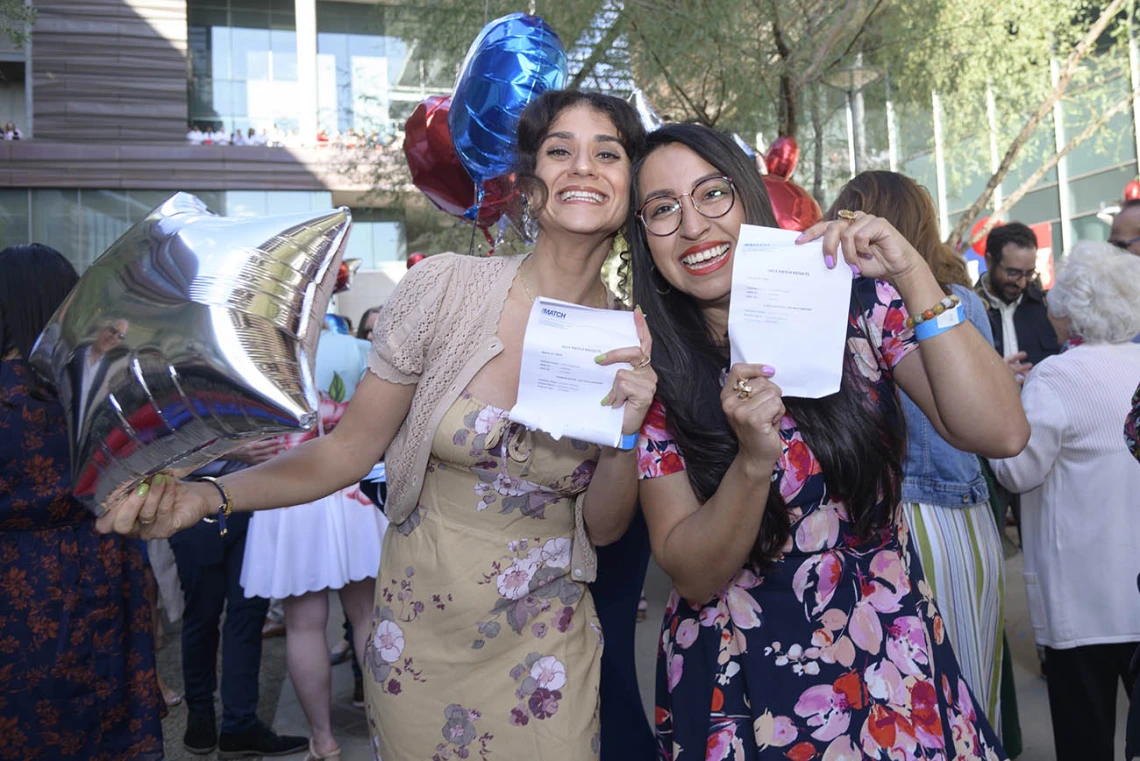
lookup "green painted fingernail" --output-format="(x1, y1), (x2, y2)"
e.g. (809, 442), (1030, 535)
(135, 482), (150, 498)
(595, 353), (607, 363)
(600, 393), (611, 406)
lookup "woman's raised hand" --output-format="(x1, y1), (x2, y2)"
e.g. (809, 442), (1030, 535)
(799, 211), (926, 285)
(596, 307), (658, 437)
(721, 364), (785, 470)
(95, 473), (214, 539)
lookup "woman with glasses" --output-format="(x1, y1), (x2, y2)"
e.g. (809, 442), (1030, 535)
(628, 124), (1028, 759)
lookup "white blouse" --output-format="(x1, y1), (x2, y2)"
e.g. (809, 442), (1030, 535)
(990, 342), (1140, 649)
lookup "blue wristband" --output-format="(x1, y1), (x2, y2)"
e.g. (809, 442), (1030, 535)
(616, 432), (638, 451)
(913, 303), (966, 341)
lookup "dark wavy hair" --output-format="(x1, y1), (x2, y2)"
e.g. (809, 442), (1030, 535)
(985, 221), (1037, 264)
(512, 90), (646, 293)
(0, 244), (78, 360)
(513, 89), (647, 214)
(629, 124), (905, 566)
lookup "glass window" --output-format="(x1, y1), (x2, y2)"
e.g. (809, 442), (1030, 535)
(29, 190), (85, 270)
(0, 190), (30, 249)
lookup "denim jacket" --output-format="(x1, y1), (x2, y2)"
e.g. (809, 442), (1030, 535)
(900, 284), (992, 507)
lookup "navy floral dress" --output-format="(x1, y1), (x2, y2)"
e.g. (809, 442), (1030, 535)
(0, 359), (164, 761)
(638, 280), (1007, 761)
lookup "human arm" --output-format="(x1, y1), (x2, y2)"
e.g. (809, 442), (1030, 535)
(581, 308), (657, 545)
(639, 364), (784, 604)
(96, 373), (415, 537)
(802, 214), (1028, 458)
(988, 370), (1065, 493)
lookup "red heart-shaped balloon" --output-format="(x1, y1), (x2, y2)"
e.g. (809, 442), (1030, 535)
(763, 176), (821, 232)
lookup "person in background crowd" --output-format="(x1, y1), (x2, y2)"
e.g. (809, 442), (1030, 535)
(975, 222), (1060, 381)
(1110, 199), (1140, 257)
(629, 124), (1027, 759)
(356, 305), (383, 343)
(231, 129), (246, 146)
(3, 121), (22, 139)
(0, 244), (164, 760)
(99, 89), (655, 761)
(240, 325), (386, 761)
(187, 124), (205, 145)
(989, 242), (1140, 761)
(210, 127), (230, 146)
(170, 441), (309, 758)
(830, 171), (1009, 734)
(247, 127), (260, 145)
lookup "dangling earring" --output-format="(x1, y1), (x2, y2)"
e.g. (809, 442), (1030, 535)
(650, 262), (672, 295)
(521, 193), (539, 243)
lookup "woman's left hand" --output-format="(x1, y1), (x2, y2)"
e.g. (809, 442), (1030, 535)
(597, 307), (658, 437)
(799, 211), (925, 284)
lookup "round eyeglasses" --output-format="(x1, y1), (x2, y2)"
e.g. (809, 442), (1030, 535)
(638, 175), (736, 237)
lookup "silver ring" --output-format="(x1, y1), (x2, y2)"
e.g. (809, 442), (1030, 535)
(137, 516), (155, 525)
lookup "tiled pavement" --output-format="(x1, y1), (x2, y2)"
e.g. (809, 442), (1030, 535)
(159, 538), (1129, 760)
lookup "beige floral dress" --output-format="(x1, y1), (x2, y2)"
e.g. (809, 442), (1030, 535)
(363, 392), (603, 760)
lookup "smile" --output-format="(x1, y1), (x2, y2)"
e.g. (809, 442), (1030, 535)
(557, 189), (606, 204)
(680, 243), (731, 272)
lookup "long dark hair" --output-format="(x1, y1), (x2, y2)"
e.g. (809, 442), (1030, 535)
(0, 244), (78, 360)
(629, 124), (905, 566)
(829, 171), (969, 290)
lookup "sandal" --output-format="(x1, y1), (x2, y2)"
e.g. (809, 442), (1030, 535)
(304, 740), (341, 761)
(158, 674), (182, 708)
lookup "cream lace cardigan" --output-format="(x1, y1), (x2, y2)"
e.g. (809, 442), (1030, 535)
(367, 252), (608, 583)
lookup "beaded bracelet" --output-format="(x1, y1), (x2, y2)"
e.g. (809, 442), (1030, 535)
(914, 303), (966, 341)
(905, 294), (961, 330)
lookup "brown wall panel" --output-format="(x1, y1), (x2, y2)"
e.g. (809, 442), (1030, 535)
(31, 0), (189, 142)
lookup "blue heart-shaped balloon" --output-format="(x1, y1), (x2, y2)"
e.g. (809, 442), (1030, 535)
(449, 13), (567, 198)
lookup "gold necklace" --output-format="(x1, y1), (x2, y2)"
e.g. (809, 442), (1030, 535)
(519, 259), (607, 309)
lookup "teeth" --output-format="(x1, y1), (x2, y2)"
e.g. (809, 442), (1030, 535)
(681, 243), (730, 266)
(559, 190), (605, 203)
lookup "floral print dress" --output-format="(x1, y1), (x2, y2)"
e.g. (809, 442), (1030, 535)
(363, 392), (603, 761)
(638, 280), (1007, 761)
(0, 359), (164, 760)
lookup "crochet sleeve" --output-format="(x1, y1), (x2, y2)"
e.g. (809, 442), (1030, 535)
(367, 254), (457, 384)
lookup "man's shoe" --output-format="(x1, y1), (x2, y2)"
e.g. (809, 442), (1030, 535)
(218, 721), (308, 759)
(183, 710), (218, 755)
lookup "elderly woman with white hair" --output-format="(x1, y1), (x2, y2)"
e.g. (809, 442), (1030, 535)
(990, 241), (1140, 761)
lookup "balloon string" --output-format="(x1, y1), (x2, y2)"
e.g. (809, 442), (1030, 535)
(483, 0), (489, 24)
(468, 215), (478, 256)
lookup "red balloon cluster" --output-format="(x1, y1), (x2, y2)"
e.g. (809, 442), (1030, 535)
(403, 95), (514, 232)
(406, 252), (426, 269)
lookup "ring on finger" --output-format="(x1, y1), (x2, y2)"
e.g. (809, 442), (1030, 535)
(837, 209), (858, 221)
(635, 356), (651, 369)
(137, 516), (155, 525)
(737, 382), (754, 399)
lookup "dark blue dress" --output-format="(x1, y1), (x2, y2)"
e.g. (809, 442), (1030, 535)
(0, 358), (164, 760)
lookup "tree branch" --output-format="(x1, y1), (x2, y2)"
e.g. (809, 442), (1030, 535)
(567, 6), (630, 90)
(963, 87), (1137, 249)
(796, 0), (862, 88)
(629, 19), (712, 125)
(945, 0), (1126, 247)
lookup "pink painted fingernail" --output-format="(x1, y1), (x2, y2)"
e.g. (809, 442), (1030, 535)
(850, 263), (861, 276)
(795, 233), (805, 243)
(761, 365), (776, 375)
(824, 254), (835, 269)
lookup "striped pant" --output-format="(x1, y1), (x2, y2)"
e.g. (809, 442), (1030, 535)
(902, 500), (1005, 735)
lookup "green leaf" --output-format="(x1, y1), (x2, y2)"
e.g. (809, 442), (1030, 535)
(329, 372), (346, 403)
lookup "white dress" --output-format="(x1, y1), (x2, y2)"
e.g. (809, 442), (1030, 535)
(240, 331), (389, 599)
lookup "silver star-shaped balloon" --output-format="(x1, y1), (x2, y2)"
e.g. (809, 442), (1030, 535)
(30, 192), (352, 514)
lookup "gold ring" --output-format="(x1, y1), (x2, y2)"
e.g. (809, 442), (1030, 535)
(737, 382), (754, 399)
(636, 356), (651, 369)
(837, 209), (858, 221)
(137, 516), (155, 525)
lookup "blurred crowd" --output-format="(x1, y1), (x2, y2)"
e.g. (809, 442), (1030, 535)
(186, 123), (401, 150)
